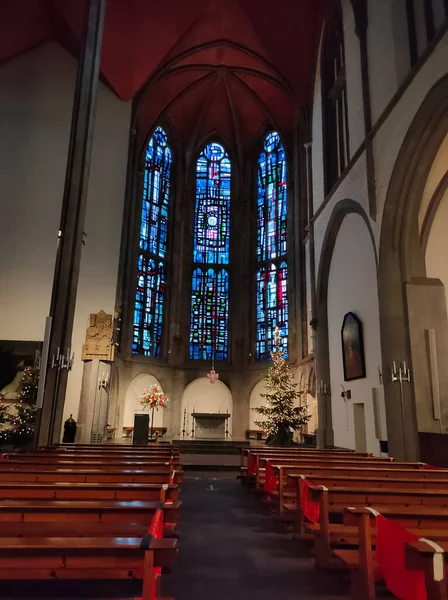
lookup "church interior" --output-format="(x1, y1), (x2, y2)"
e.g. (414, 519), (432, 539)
(1, 0), (448, 598)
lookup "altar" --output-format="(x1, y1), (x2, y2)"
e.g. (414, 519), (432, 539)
(192, 412), (230, 439)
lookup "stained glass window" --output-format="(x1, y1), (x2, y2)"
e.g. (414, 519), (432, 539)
(256, 132), (288, 359)
(133, 126), (171, 356)
(193, 143), (231, 265)
(190, 268), (229, 360)
(190, 142), (231, 360)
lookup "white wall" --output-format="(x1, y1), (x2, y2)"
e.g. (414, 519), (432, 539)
(327, 213), (386, 454)
(367, 0), (410, 124)
(0, 42), (131, 428)
(123, 373), (165, 429)
(0, 43), (74, 340)
(425, 190), (448, 320)
(63, 79), (131, 421)
(180, 378), (233, 435)
(342, 0), (365, 156)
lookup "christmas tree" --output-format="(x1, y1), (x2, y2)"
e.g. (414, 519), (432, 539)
(254, 329), (310, 446)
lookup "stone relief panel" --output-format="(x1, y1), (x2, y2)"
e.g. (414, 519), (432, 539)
(82, 310), (114, 362)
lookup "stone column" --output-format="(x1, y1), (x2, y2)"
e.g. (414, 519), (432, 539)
(38, 0), (106, 446)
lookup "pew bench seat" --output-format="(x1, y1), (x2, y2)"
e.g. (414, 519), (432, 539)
(0, 499), (181, 524)
(0, 521), (178, 539)
(0, 481), (179, 502)
(333, 548), (381, 576)
(305, 522), (448, 544)
(0, 535), (177, 583)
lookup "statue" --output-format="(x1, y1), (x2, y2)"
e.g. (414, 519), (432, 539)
(82, 310), (114, 361)
(62, 414), (77, 443)
(0, 360), (25, 401)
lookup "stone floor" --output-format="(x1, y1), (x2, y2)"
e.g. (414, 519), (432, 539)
(1, 472), (352, 600)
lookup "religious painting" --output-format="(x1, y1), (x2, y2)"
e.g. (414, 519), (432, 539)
(341, 312), (366, 381)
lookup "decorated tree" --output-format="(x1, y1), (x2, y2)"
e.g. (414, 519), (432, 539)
(254, 329), (310, 446)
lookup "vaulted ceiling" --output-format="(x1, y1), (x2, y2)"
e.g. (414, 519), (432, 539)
(1, 0), (328, 155)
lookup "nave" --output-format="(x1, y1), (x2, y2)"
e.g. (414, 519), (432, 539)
(3, 443), (448, 599)
(165, 473), (346, 600)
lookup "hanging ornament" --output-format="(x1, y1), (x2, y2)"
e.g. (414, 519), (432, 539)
(207, 368), (219, 384)
(207, 322), (219, 384)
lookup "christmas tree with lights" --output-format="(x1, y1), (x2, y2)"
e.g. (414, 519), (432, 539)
(254, 329), (310, 446)
(0, 366), (38, 448)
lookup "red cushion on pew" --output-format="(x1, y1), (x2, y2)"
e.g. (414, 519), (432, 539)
(247, 452), (256, 476)
(135, 508), (163, 594)
(300, 477), (320, 524)
(264, 461), (278, 494)
(376, 515), (426, 600)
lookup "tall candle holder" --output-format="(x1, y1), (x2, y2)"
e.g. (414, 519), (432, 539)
(391, 360), (411, 459)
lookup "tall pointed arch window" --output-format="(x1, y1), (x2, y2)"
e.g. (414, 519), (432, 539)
(190, 142), (231, 360)
(322, 2), (349, 194)
(256, 131), (288, 360)
(133, 126), (171, 357)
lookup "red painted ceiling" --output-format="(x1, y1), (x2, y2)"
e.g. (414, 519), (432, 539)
(1, 0), (328, 153)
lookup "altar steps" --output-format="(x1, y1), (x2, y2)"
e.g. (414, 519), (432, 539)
(172, 439), (261, 455)
(172, 438), (264, 470)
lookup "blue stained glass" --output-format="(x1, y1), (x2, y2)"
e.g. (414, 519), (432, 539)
(190, 141), (231, 360)
(256, 262), (288, 360)
(140, 126), (171, 259)
(193, 143), (231, 265)
(257, 133), (287, 262)
(133, 126), (171, 357)
(256, 131), (288, 360)
(133, 256), (165, 357)
(190, 268), (229, 360)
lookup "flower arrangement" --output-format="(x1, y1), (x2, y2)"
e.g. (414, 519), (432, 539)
(139, 386), (168, 411)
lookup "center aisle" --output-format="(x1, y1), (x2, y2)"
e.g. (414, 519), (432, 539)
(165, 472), (349, 600)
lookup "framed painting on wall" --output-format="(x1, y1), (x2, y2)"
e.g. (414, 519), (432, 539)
(341, 312), (366, 381)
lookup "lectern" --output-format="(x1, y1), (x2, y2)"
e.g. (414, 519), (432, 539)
(133, 413), (149, 445)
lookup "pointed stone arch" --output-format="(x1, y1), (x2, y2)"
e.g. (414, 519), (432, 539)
(379, 74), (448, 461)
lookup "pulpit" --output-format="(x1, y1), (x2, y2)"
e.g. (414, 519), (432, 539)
(192, 412), (230, 439)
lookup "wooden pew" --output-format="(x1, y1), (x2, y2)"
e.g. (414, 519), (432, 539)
(1, 456), (183, 469)
(304, 483), (448, 568)
(0, 521), (174, 538)
(405, 539), (448, 600)
(39, 445), (178, 455)
(0, 467), (183, 484)
(0, 498), (181, 524)
(239, 446), (357, 480)
(0, 481), (179, 502)
(273, 463), (448, 502)
(263, 460), (433, 511)
(27, 450), (180, 460)
(334, 506), (448, 600)
(240, 448), (373, 484)
(55, 442), (173, 449)
(0, 509), (177, 600)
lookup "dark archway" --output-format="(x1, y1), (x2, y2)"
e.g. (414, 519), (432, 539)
(379, 74), (448, 461)
(315, 199), (376, 448)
